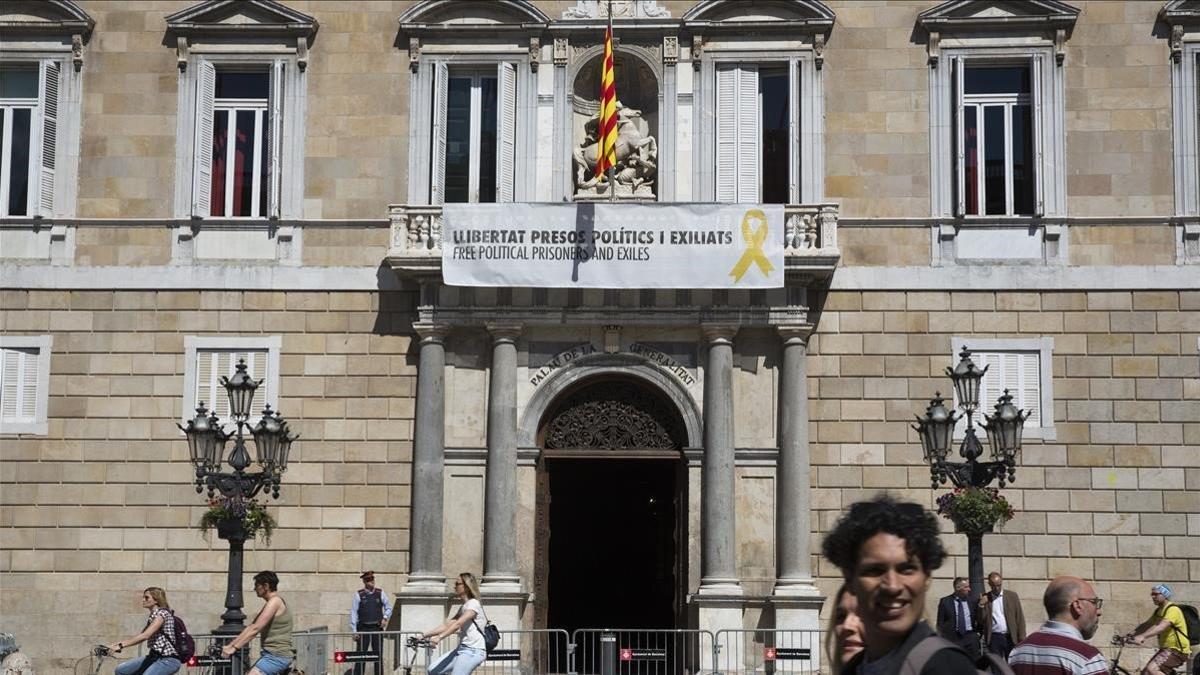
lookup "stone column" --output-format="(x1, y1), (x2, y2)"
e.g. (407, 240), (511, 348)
(696, 324), (743, 637)
(773, 326), (825, 649)
(483, 322), (522, 590)
(396, 321), (451, 634)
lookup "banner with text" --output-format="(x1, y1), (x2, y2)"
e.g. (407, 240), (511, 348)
(442, 203), (784, 288)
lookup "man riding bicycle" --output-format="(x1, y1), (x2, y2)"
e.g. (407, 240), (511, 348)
(1126, 584), (1191, 675)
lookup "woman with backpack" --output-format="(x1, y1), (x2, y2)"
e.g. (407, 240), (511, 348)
(421, 572), (489, 675)
(106, 587), (183, 675)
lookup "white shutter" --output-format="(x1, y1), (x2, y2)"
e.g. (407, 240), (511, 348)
(267, 60), (284, 219)
(496, 62), (517, 203)
(195, 350), (218, 417)
(737, 65), (761, 202)
(20, 349), (38, 420)
(196, 349), (269, 423)
(1019, 351), (1041, 428)
(715, 65), (739, 202)
(430, 62), (450, 205)
(972, 351), (1040, 430)
(1, 349), (21, 420)
(37, 61), (60, 218)
(1031, 55), (1045, 217)
(954, 56), (966, 217)
(192, 60), (217, 218)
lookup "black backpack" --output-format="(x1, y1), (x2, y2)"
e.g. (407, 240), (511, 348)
(1169, 603), (1200, 646)
(170, 613), (196, 662)
(472, 615), (500, 654)
(900, 635), (1015, 675)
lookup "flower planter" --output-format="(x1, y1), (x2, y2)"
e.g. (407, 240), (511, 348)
(217, 518), (249, 541)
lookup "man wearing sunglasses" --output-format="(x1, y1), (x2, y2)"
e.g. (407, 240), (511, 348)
(1009, 576), (1108, 674)
(1127, 584), (1191, 675)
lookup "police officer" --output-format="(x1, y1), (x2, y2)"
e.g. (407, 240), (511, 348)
(351, 571), (392, 675)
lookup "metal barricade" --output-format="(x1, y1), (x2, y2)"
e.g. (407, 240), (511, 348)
(474, 629), (572, 675)
(713, 630), (823, 674)
(571, 629), (715, 675)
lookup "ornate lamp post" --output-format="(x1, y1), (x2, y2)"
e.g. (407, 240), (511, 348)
(179, 360), (296, 638)
(912, 346), (1028, 604)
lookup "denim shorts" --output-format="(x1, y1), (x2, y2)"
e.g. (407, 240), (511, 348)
(253, 650), (293, 675)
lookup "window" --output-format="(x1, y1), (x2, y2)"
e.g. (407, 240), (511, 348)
(715, 65), (794, 204)
(191, 60), (283, 219)
(951, 337), (1055, 440)
(1162, 3), (1200, 263)
(431, 62), (516, 204)
(0, 336), (52, 435)
(183, 336), (281, 428)
(0, 61), (59, 218)
(958, 63), (1036, 216)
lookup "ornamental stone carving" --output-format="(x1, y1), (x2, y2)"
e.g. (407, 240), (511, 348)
(543, 381), (684, 450)
(562, 0), (671, 20)
(572, 102), (658, 199)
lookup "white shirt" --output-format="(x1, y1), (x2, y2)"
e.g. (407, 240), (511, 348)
(991, 592), (1008, 634)
(454, 598), (487, 650)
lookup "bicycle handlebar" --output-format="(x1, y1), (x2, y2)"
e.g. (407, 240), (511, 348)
(405, 637), (433, 649)
(92, 646), (112, 658)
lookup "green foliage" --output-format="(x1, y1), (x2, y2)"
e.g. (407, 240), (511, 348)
(198, 496), (276, 545)
(935, 487), (1015, 536)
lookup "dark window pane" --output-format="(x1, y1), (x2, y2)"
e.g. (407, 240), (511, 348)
(0, 65), (38, 99)
(215, 71), (269, 100)
(444, 77), (471, 203)
(8, 108), (32, 216)
(965, 66), (1030, 95)
(478, 76), (498, 203)
(760, 69), (789, 204)
(261, 110), (272, 216)
(984, 105), (1007, 215)
(234, 110), (257, 216)
(1012, 104), (1034, 214)
(211, 109), (228, 216)
(964, 106), (979, 215)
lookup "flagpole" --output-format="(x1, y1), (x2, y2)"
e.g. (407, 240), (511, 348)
(606, 0), (615, 203)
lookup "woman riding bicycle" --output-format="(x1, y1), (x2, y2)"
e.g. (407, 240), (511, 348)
(105, 587), (182, 675)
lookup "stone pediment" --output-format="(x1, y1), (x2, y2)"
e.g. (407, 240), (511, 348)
(165, 0), (318, 44)
(561, 1), (671, 20)
(917, 0), (1080, 35)
(399, 0), (551, 31)
(681, 0), (834, 33)
(1161, 0), (1200, 27)
(0, 0), (94, 40)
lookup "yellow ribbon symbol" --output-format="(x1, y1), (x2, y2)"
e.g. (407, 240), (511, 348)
(728, 209), (774, 283)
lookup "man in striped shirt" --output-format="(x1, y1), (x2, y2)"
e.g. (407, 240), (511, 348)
(1009, 576), (1109, 675)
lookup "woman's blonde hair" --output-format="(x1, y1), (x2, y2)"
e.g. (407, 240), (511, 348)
(825, 583), (850, 672)
(458, 573), (481, 601)
(144, 587), (170, 610)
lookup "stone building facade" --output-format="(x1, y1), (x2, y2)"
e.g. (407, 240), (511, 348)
(0, 0), (1197, 672)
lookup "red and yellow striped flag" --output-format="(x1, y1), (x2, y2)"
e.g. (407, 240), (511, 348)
(594, 25), (618, 180)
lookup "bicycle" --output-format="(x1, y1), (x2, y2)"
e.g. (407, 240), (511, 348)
(74, 645), (120, 675)
(401, 637), (433, 675)
(1109, 634), (1135, 675)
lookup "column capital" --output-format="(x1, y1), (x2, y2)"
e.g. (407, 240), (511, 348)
(777, 324), (814, 344)
(413, 321), (450, 342)
(701, 323), (739, 343)
(486, 321), (523, 342)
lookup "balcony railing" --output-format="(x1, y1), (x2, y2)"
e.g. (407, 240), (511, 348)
(386, 202), (839, 278)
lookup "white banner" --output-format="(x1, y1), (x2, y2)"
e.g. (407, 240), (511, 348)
(442, 203), (784, 288)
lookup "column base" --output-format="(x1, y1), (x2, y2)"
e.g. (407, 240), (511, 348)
(389, 578), (451, 634)
(772, 582), (827, 674)
(477, 586), (528, 631)
(693, 585), (745, 633)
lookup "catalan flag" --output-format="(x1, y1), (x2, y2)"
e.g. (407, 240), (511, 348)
(594, 24), (618, 180)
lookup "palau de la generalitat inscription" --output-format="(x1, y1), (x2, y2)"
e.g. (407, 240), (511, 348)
(528, 342), (696, 389)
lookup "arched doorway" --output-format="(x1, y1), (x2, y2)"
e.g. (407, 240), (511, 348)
(534, 376), (689, 632)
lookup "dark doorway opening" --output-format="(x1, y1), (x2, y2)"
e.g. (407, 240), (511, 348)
(544, 457), (681, 632)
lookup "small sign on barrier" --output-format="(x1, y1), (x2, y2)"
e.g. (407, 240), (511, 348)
(487, 649), (521, 662)
(620, 648), (667, 661)
(333, 651), (380, 663)
(764, 647), (811, 661)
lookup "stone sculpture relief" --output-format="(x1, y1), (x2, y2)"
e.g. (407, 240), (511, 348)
(572, 102), (659, 199)
(562, 0), (671, 20)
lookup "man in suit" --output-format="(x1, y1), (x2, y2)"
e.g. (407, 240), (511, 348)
(936, 577), (982, 662)
(978, 571), (1027, 659)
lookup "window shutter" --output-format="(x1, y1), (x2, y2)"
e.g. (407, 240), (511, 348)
(196, 349), (269, 423)
(1, 349), (21, 420)
(37, 60), (60, 218)
(953, 56), (966, 217)
(192, 60), (217, 218)
(267, 60), (284, 219)
(496, 62), (517, 203)
(20, 349), (38, 420)
(430, 62), (450, 205)
(736, 65), (761, 202)
(1030, 55), (1045, 217)
(715, 65), (739, 202)
(195, 349), (217, 416)
(1019, 351), (1041, 428)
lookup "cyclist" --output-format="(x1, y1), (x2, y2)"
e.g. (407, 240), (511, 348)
(219, 571), (294, 675)
(1126, 584), (1191, 675)
(105, 587), (182, 675)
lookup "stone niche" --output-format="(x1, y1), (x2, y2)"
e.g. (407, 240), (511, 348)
(570, 48), (660, 200)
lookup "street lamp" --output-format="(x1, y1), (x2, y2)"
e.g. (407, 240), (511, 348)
(179, 359), (297, 639)
(912, 346), (1029, 603)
